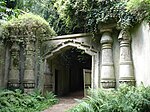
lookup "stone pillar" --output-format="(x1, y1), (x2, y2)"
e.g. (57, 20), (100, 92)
(43, 60), (53, 93)
(24, 40), (35, 92)
(100, 30), (116, 88)
(118, 30), (135, 85)
(8, 42), (20, 89)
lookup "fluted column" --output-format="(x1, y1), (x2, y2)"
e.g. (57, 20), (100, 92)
(24, 40), (35, 92)
(118, 30), (135, 85)
(100, 30), (116, 88)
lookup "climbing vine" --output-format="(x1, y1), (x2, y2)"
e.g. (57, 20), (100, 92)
(54, 0), (140, 33)
(2, 0), (144, 35)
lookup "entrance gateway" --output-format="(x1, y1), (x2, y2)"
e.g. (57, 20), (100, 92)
(43, 33), (100, 96)
(3, 23), (150, 94)
(2, 28), (136, 94)
(43, 29), (136, 96)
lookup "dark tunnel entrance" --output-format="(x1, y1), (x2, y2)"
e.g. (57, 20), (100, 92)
(48, 47), (92, 97)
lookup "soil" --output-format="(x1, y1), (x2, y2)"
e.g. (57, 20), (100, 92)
(42, 91), (83, 112)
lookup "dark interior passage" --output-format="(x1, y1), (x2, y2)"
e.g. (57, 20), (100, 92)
(53, 47), (92, 96)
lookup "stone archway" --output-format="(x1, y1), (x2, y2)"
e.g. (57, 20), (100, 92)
(43, 33), (100, 96)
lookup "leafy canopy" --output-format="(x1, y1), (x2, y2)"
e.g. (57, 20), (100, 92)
(2, 13), (56, 42)
(2, 0), (146, 35)
(11, 0), (142, 35)
(127, 0), (150, 22)
(10, 0), (66, 35)
(54, 0), (139, 33)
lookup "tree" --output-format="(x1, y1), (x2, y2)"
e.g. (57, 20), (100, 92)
(54, 0), (139, 33)
(127, 0), (150, 22)
(13, 0), (67, 35)
(0, 0), (8, 20)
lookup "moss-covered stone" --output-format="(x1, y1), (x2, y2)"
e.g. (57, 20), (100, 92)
(2, 13), (56, 42)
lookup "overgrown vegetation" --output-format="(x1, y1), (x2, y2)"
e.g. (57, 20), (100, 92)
(3, 0), (144, 35)
(54, 0), (140, 33)
(2, 13), (56, 43)
(68, 84), (150, 112)
(0, 89), (58, 112)
(0, 0), (7, 20)
(10, 0), (67, 35)
(127, 0), (150, 22)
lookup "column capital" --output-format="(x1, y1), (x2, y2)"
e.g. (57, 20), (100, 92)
(118, 29), (131, 41)
(101, 32), (113, 44)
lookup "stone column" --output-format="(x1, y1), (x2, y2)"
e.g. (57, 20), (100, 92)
(24, 40), (35, 92)
(100, 30), (116, 88)
(8, 42), (20, 89)
(43, 60), (53, 93)
(118, 30), (135, 85)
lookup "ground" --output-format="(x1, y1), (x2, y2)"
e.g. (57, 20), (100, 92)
(43, 91), (83, 112)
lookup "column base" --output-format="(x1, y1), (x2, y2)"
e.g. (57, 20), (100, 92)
(119, 80), (136, 86)
(101, 80), (116, 89)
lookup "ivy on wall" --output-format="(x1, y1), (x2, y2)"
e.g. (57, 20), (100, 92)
(54, 0), (140, 33)
(2, 0), (144, 35)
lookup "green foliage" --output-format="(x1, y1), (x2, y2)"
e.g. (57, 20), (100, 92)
(68, 84), (150, 112)
(0, 0), (20, 21)
(55, 0), (139, 33)
(13, 0), (141, 35)
(127, 0), (150, 22)
(14, 0), (66, 35)
(2, 13), (56, 42)
(0, 89), (58, 112)
(0, 0), (8, 20)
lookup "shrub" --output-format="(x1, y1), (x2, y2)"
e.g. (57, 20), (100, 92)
(2, 13), (56, 43)
(68, 84), (150, 112)
(0, 89), (58, 112)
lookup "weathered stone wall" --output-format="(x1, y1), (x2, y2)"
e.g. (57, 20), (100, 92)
(0, 42), (5, 88)
(0, 22), (5, 88)
(1, 21), (150, 93)
(112, 33), (120, 88)
(131, 22), (150, 86)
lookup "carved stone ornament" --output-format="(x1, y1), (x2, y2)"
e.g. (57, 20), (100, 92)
(118, 29), (131, 41)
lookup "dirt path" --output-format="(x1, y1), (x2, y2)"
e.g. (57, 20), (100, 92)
(43, 91), (83, 112)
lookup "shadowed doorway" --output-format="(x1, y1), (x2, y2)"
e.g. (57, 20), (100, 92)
(50, 47), (92, 97)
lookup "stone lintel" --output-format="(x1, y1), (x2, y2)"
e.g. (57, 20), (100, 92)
(99, 23), (116, 33)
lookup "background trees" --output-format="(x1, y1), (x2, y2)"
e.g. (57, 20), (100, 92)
(127, 0), (150, 22)
(2, 0), (148, 36)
